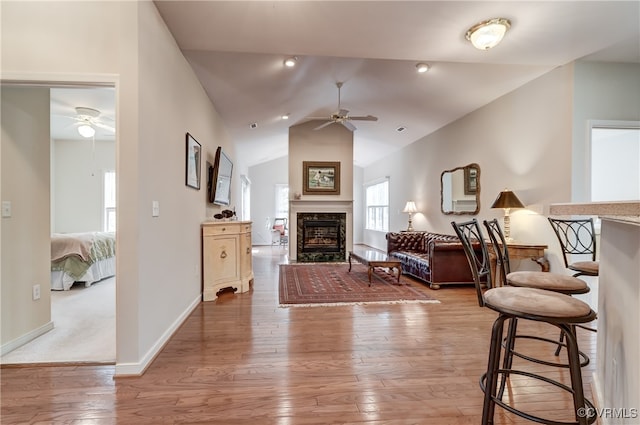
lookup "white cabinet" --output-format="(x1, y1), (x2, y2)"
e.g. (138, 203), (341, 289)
(202, 221), (253, 301)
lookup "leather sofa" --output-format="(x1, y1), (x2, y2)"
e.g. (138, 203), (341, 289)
(386, 231), (477, 289)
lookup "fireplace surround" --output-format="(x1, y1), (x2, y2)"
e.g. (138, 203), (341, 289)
(297, 212), (346, 262)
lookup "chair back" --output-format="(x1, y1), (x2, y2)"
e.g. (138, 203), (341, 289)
(273, 218), (288, 235)
(451, 219), (492, 307)
(547, 217), (597, 268)
(483, 219), (511, 287)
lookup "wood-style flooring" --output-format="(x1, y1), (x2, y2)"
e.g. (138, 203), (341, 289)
(1, 246), (597, 424)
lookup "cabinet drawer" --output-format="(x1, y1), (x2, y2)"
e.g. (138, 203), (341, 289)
(202, 222), (242, 236)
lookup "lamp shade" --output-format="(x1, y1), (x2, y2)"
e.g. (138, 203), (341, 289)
(491, 190), (524, 209)
(403, 201), (418, 213)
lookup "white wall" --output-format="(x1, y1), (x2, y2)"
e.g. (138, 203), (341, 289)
(1, 87), (52, 351)
(248, 155), (288, 245)
(363, 65), (575, 272)
(1, 1), (234, 374)
(572, 62), (640, 202)
(52, 139), (116, 233)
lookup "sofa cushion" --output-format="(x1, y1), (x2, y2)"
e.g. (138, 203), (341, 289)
(390, 251), (430, 278)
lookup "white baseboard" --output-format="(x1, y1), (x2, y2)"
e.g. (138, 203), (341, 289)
(1, 321), (54, 357)
(114, 295), (200, 376)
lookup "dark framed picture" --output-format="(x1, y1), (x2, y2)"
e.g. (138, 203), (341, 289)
(185, 133), (201, 190)
(464, 165), (478, 195)
(303, 161), (340, 195)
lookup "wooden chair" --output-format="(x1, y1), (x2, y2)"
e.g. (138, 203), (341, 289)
(451, 219), (597, 425)
(548, 217), (599, 278)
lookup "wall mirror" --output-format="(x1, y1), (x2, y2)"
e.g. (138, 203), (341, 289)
(441, 163), (480, 215)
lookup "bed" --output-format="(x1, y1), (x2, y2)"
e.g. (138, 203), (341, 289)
(51, 232), (116, 290)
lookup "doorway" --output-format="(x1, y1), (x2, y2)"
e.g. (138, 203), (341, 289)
(0, 83), (117, 364)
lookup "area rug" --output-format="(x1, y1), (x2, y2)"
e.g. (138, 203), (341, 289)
(279, 263), (439, 307)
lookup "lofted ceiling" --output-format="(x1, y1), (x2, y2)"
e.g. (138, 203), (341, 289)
(50, 1), (640, 167)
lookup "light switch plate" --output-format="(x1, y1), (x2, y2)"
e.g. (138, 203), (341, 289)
(2, 201), (11, 218)
(152, 201), (160, 217)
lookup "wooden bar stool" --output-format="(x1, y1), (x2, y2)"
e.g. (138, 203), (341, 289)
(452, 219), (597, 425)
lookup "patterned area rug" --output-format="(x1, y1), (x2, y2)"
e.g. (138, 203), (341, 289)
(279, 263), (439, 307)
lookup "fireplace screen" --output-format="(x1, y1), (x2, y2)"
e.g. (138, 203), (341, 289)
(302, 220), (341, 253)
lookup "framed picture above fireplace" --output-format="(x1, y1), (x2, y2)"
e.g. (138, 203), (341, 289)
(303, 161), (341, 195)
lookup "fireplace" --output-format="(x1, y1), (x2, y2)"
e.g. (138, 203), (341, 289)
(297, 213), (346, 262)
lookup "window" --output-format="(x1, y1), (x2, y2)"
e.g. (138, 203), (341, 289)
(275, 184), (289, 219)
(365, 179), (389, 232)
(104, 170), (116, 232)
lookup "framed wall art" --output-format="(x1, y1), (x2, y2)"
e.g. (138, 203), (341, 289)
(185, 132), (201, 190)
(303, 161), (340, 195)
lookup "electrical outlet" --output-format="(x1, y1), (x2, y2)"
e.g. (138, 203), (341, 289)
(32, 284), (41, 300)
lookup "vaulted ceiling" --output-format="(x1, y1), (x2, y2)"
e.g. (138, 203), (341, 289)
(51, 2), (640, 168)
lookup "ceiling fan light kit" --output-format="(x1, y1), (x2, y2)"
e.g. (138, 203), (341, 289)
(77, 124), (96, 138)
(465, 17), (511, 50)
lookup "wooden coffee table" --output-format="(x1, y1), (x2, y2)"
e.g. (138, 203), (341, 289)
(348, 249), (402, 286)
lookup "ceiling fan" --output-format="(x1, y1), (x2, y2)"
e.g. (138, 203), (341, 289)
(311, 82), (378, 131)
(64, 107), (115, 138)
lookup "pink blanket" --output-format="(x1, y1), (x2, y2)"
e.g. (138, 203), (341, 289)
(51, 233), (95, 262)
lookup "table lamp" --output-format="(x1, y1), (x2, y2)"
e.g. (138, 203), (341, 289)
(402, 201), (418, 232)
(490, 190), (524, 241)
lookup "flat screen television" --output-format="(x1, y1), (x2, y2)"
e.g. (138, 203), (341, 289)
(208, 146), (233, 206)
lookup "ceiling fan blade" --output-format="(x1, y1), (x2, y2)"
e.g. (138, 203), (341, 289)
(93, 121), (115, 133)
(342, 121), (357, 131)
(349, 115), (378, 121)
(313, 121), (335, 131)
(338, 109), (349, 117)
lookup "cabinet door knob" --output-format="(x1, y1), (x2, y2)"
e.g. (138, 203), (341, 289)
(222, 227), (226, 231)
(246, 247), (250, 254)
(220, 250), (227, 259)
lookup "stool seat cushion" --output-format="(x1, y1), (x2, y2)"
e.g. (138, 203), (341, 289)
(506, 271), (589, 294)
(569, 261), (599, 274)
(484, 287), (593, 320)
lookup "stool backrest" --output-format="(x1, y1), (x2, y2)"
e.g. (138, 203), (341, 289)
(547, 217), (597, 268)
(483, 219), (511, 287)
(451, 219), (492, 307)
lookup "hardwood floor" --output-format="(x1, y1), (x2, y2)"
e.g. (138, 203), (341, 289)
(1, 246), (597, 424)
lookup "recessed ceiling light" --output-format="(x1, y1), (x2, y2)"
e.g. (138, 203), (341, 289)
(284, 57), (297, 67)
(250, 122), (258, 129)
(465, 18), (511, 50)
(281, 114), (289, 120)
(396, 126), (407, 133)
(416, 63), (430, 73)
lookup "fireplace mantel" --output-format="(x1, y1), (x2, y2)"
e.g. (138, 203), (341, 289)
(289, 199), (353, 261)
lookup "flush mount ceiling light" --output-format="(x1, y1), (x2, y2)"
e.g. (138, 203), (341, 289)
(284, 56), (297, 67)
(415, 63), (430, 73)
(77, 124), (96, 138)
(465, 18), (511, 50)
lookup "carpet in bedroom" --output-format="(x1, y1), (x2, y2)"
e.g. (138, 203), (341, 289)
(279, 263), (439, 307)
(1, 277), (115, 365)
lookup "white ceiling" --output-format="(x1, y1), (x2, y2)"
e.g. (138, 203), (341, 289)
(50, 1), (640, 167)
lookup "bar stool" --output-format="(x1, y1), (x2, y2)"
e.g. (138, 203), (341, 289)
(547, 217), (599, 278)
(452, 219), (597, 425)
(483, 219), (591, 364)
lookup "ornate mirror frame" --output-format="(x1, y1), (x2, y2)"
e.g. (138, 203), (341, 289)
(440, 163), (481, 215)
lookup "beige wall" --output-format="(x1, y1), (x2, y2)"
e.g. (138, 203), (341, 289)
(1, 1), (233, 374)
(1, 87), (52, 351)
